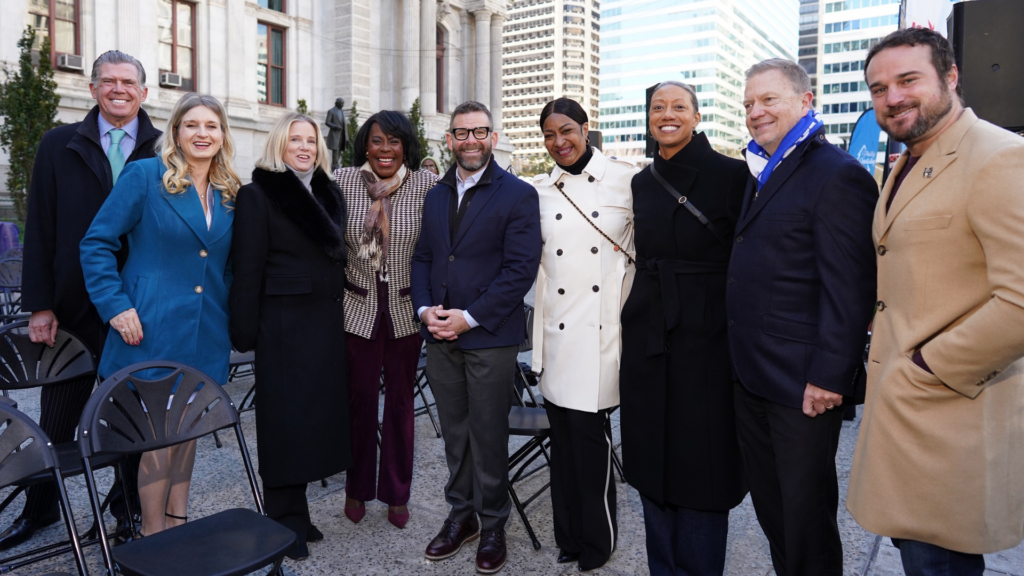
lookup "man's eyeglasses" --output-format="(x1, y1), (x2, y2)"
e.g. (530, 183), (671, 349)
(450, 127), (492, 141)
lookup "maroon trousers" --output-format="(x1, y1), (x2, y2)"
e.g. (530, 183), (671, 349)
(344, 331), (423, 505)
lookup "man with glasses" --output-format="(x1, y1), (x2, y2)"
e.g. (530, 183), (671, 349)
(4, 50), (161, 549)
(412, 101), (541, 574)
(727, 59), (877, 575)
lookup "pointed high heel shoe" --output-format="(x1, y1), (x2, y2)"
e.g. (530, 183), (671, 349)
(344, 499), (365, 524)
(388, 506), (410, 529)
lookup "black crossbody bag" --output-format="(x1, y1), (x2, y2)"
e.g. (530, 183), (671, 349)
(649, 164), (731, 249)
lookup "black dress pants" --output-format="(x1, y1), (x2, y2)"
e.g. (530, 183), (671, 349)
(23, 375), (139, 522)
(544, 399), (617, 570)
(733, 381), (844, 576)
(264, 484), (312, 556)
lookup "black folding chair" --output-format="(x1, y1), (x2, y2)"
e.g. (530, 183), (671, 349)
(212, 351), (256, 450)
(0, 259), (22, 317)
(78, 360), (295, 576)
(0, 322), (131, 568)
(505, 304), (552, 551)
(0, 248), (22, 261)
(0, 398), (89, 575)
(412, 351), (442, 438)
(228, 350), (256, 412)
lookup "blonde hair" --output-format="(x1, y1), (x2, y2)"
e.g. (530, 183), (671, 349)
(158, 93), (241, 206)
(255, 112), (330, 174)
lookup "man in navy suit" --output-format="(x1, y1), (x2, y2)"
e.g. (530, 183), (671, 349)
(412, 101), (541, 574)
(727, 59), (877, 575)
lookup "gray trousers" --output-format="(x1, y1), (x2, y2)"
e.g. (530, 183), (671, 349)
(426, 341), (518, 531)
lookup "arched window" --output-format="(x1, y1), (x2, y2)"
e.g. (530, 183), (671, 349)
(436, 26), (446, 113)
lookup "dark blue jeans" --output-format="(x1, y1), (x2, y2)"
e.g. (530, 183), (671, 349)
(892, 538), (986, 576)
(641, 495), (729, 576)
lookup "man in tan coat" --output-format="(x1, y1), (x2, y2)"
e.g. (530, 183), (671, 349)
(847, 27), (1024, 576)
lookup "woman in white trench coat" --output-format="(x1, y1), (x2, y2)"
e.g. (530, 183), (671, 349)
(531, 98), (637, 572)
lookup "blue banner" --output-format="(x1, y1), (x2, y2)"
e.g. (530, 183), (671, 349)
(848, 108), (883, 176)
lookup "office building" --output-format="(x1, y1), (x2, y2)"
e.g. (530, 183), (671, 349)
(817, 0), (900, 156)
(799, 0), (821, 102)
(598, 0), (798, 159)
(502, 0), (602, 170)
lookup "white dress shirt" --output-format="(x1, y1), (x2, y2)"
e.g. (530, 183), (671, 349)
(418, 166), (485, 329)
(98, 114), (139, 159)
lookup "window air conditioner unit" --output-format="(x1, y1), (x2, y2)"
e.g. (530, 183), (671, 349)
(56, 54), (84, 72)
(160, 72), (182, 88)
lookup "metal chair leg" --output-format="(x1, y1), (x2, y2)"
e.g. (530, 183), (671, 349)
(508, 485), (542, 550)
(415, 377), (442, 438)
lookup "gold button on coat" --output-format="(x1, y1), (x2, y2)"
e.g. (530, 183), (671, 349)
(199, 250), (208, 257)
(194, 286), (203, 294)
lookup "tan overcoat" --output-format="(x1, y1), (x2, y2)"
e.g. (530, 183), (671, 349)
(847, 109), (1024, 554)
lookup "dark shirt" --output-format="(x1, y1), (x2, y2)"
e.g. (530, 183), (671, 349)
(371, 273), (396, 340)
(886, 154), (920, 213)
(558, 146), (594, 176)
(886, 154), (934, 374)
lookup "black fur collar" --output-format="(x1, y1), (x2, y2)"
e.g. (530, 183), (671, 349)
(251, 167), (347, 261)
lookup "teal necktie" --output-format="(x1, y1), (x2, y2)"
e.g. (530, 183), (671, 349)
(108, 129), (126, 185)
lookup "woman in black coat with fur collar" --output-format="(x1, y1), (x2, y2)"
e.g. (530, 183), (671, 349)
(229, 112), (351, 561)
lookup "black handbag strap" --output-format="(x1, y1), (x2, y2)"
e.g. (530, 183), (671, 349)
(649, 163), (730, 249)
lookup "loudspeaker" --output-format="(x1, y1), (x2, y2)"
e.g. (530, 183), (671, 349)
(588, 130), (603, 152)
(948, 0), (1024, 132)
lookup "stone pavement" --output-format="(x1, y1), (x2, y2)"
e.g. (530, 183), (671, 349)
(3, 375), (1023, 575)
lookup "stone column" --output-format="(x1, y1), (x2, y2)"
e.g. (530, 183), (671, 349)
(116, 0), (140, 57)
(472, 10), (491, 111)
(420, 0), (437, 115)
(401, 0), (421, 111)
(489, 13), (504, 132)
(460, 9), (472, 102)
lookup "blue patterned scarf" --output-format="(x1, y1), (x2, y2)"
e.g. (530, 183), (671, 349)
(745, 110), (824, 190)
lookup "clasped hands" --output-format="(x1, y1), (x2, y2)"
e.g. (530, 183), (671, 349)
(420, 305), (471, 341)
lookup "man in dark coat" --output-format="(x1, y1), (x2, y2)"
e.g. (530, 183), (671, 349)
(325, 97), (347, 172)
(412, 101), (541, 574)
(727, 59), (877, 576)
(1, 50), (161, 550)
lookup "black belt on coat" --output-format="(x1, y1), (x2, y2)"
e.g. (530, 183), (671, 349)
(636, 257), (728, 358)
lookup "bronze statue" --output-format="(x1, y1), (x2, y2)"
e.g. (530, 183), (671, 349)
(326, 97), (348, 171)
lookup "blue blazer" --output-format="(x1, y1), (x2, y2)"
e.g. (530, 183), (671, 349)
(411, 158), (541, 350)
(80, 158), (234, 382)
(726, 129), (877, 409)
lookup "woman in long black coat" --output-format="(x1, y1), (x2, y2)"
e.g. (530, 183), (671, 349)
(619, 81), (748, 576)
(229, 112), (351, 561)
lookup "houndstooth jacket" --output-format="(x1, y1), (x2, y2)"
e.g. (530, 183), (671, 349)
(335, 166), (437, 339)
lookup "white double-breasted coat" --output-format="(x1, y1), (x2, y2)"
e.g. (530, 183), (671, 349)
(531, 148), (637, 412)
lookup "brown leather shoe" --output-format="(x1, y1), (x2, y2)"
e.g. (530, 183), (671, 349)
(475, 529), (507, 574)
(424, 517), (480, 561)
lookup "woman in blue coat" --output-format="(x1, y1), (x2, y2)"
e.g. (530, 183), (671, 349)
(81, 92), (241, 537)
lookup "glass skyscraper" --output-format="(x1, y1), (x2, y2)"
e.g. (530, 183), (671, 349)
(598, 0), (799, 159)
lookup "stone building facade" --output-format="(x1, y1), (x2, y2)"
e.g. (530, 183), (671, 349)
(0, 0), (511, 201)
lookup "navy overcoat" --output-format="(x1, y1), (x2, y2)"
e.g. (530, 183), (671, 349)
(81, 157), (234, 382)
(411, 158), (541, 349)
(726, 128), (877, 408)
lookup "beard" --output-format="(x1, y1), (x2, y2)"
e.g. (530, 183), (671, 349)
(881, 86), (954, 144)
(453, 142), (492, 172)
